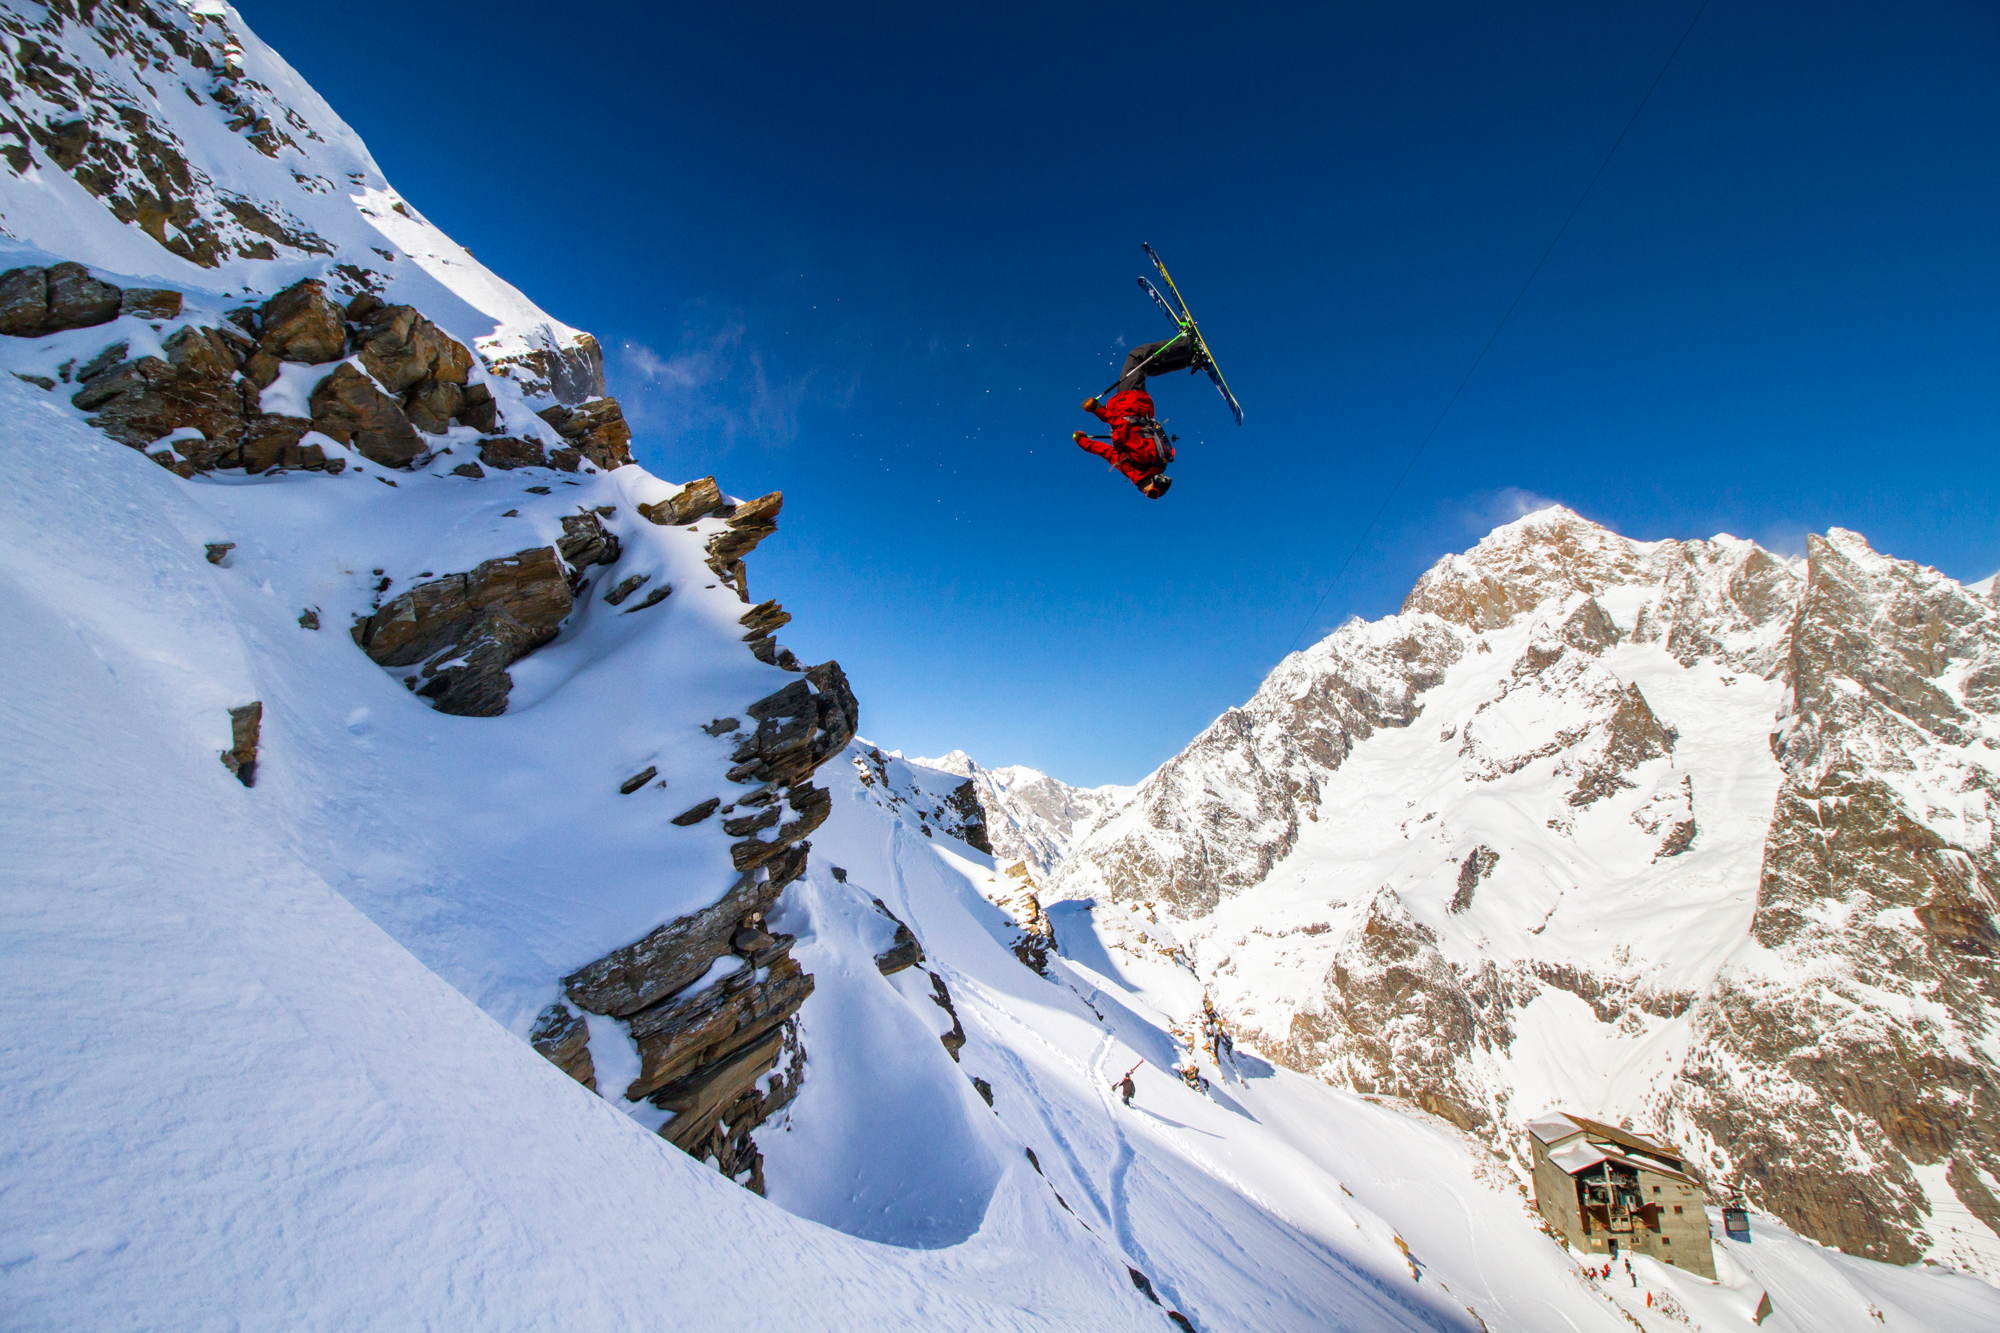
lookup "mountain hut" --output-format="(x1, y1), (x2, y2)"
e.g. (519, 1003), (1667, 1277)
(1525, 1112), (1716, 1279)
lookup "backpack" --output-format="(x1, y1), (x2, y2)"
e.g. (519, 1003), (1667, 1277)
(1131, 413), (1175, 468)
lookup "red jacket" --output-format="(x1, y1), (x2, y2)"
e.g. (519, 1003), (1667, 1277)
(1076, 388), (1170, 485)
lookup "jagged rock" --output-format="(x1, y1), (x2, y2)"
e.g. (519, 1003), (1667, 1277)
(219, 702), (261, 786)
(563, 858), (809, 1018)
(403, 378), (464, 434)
(705, 491), (782, 594)
(485, 329), (604, 404)
(0, 266), (48, 335)
(555, 511), (620, 572)
(739, 600), (791, 641)
(603, 574), (649, 607)
(477, 436), (547, 471)
(671, 798), (720, 827)
(639, 475), (726, 526)
(627, 590), (672, 615)
(310, 363), (421, 468)
(238, 416), (318, 474)
(626, 954), (813, 1103)
(205, 543), (234, 565)
(118, 287), (182, 320)
(535, 398), (633, 471)
(928, 971), (967, 1060)
(298, 608), (320, 630)
(74, 340), (128, 383)
(1450, 846), (1498, 913)
(254, 278), (347, 368)
(943, 779), (992, 854)
(44, 262), (120, 331)
(457, 381), (499, 433)
(652, 1024), (791, 1153)
(872, 899), (925, 976)
(619, 766), (658, 795)
(351, 302), (471, 394)
(70, 326), (250, 463)
(528, 1003), (597, 1092)
(352, 546), (574, 716)
(451, 462), (484, 479)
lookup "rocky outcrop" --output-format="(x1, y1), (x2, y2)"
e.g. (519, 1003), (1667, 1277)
(350, 514), (620, 716)
(0, 262), (143, 336)
(529, 1004), (596, 1092)
(219, 702), (262, 787)
(553, 665), (857, 1187)
(71, 323), (253, 467)
(308, 363), (421, 468)
(536, 398), (633, 471)
(0, 3), (334, 265)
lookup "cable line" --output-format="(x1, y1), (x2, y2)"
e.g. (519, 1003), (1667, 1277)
(1284, 0), (1714, 656)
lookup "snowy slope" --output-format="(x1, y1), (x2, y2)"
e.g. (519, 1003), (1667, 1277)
(1048, 505), (2000, 1280)
(0, 0), (601, 401)
(3, 4), (1996, 1329)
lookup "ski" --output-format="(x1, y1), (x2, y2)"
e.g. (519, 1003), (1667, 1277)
(1140, 247), (1244, 426)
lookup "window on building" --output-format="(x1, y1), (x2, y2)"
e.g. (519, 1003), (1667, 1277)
(1662, 1237), (1671, 1245)
(1674, 1205), (1683, 1214)
(1652, 1186), (1660, 1194)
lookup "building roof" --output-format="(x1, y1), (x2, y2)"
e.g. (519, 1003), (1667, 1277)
(1525, 1110), (1697, 1181)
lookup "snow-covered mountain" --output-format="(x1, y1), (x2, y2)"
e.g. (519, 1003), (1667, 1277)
(3, 3), (1996, 1329)
(1043, 505), (2000, 1278)
(916, 748), (1136, 877)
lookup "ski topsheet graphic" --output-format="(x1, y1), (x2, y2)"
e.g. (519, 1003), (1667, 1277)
(1141, 242), (1243, 425)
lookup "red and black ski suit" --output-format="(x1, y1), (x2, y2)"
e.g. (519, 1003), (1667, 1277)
(1076, 387), (1172, 489)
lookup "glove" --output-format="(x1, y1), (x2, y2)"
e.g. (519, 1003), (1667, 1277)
(1081, 397), (1099, 413)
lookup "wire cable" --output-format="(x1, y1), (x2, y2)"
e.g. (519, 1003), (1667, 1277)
(1283, 0), (1713, 656)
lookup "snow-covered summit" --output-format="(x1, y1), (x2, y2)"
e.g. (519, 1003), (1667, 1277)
(914, 748), (1135, 877)
(1045, 504), (2000, 1278)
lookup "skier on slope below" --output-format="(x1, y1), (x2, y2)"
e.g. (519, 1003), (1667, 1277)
(1073, 333), (1208, 500)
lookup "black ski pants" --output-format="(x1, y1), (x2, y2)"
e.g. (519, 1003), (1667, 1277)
(1116, 334), (1199, 394)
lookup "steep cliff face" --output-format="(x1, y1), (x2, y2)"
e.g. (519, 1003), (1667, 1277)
(0, 0), (852, 1194)
(1041, 507), (2000, 1276)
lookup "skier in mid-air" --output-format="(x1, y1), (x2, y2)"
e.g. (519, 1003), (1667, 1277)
(1072, 333), (1207, 500)
(1072, 244), (1243, 499)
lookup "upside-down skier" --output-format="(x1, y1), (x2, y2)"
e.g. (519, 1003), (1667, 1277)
(1072, 244), (1243, 499)
(1072, 334), (1207, 500)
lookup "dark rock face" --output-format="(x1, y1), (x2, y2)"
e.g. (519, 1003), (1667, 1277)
(350, 543), (615, 717)
(252, 278), (346, 372)
(639, 475), (727, 526)
(942, 779), (992, 854)
(529, 1003), (597, 1093)
(45, 262), (122, 330)
(536, 398), (633, 471)
(556, 663), (859, 1187)
(705, 492), (781, 599)
(309, 364), (421, 468)
(352, 302), (471, 395)
(219, 702), (262, 787)
(477, 436), (556, 471)
(0, 262), (132, 336)
(1449, 846), (1498, 913)
(487, 329), (605, 404)
(1666, 530), (2000, 1265)
(71, 325), (257, 470)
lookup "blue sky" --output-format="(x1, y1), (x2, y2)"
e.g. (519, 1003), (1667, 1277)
(242, 0), (1997, 786)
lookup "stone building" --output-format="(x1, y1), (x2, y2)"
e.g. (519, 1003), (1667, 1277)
(1526, 1112), (1716, 1279)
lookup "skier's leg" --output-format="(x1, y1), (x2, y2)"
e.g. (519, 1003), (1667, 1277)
(1117, 332), (1199, 393)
